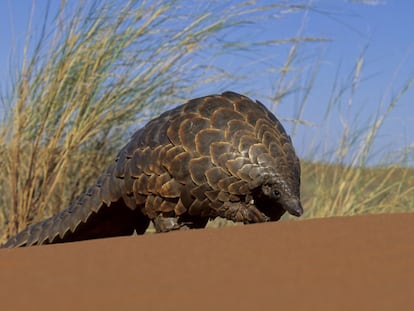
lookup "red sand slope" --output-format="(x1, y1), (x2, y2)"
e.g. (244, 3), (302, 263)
(1, 213), (413, 310)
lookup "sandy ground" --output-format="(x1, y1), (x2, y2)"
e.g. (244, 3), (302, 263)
(1, 213), (413, 310)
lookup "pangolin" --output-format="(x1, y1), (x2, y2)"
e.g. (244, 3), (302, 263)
(3, 91), (303, 248)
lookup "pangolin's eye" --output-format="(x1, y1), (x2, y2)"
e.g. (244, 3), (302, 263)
(273, 190), (281, 199)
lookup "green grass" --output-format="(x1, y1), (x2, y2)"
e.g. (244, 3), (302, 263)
(0, 1), (413, 243)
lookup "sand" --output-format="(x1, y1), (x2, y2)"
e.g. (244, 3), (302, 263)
(1, 213), (413, 310)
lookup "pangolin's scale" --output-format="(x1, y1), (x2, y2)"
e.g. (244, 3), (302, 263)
(3, 92), (302, 247)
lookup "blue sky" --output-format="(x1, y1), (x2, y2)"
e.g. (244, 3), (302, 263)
(1, 1), (413, 166)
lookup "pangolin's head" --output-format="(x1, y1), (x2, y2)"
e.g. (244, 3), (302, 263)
(250, 174), (303, 221)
